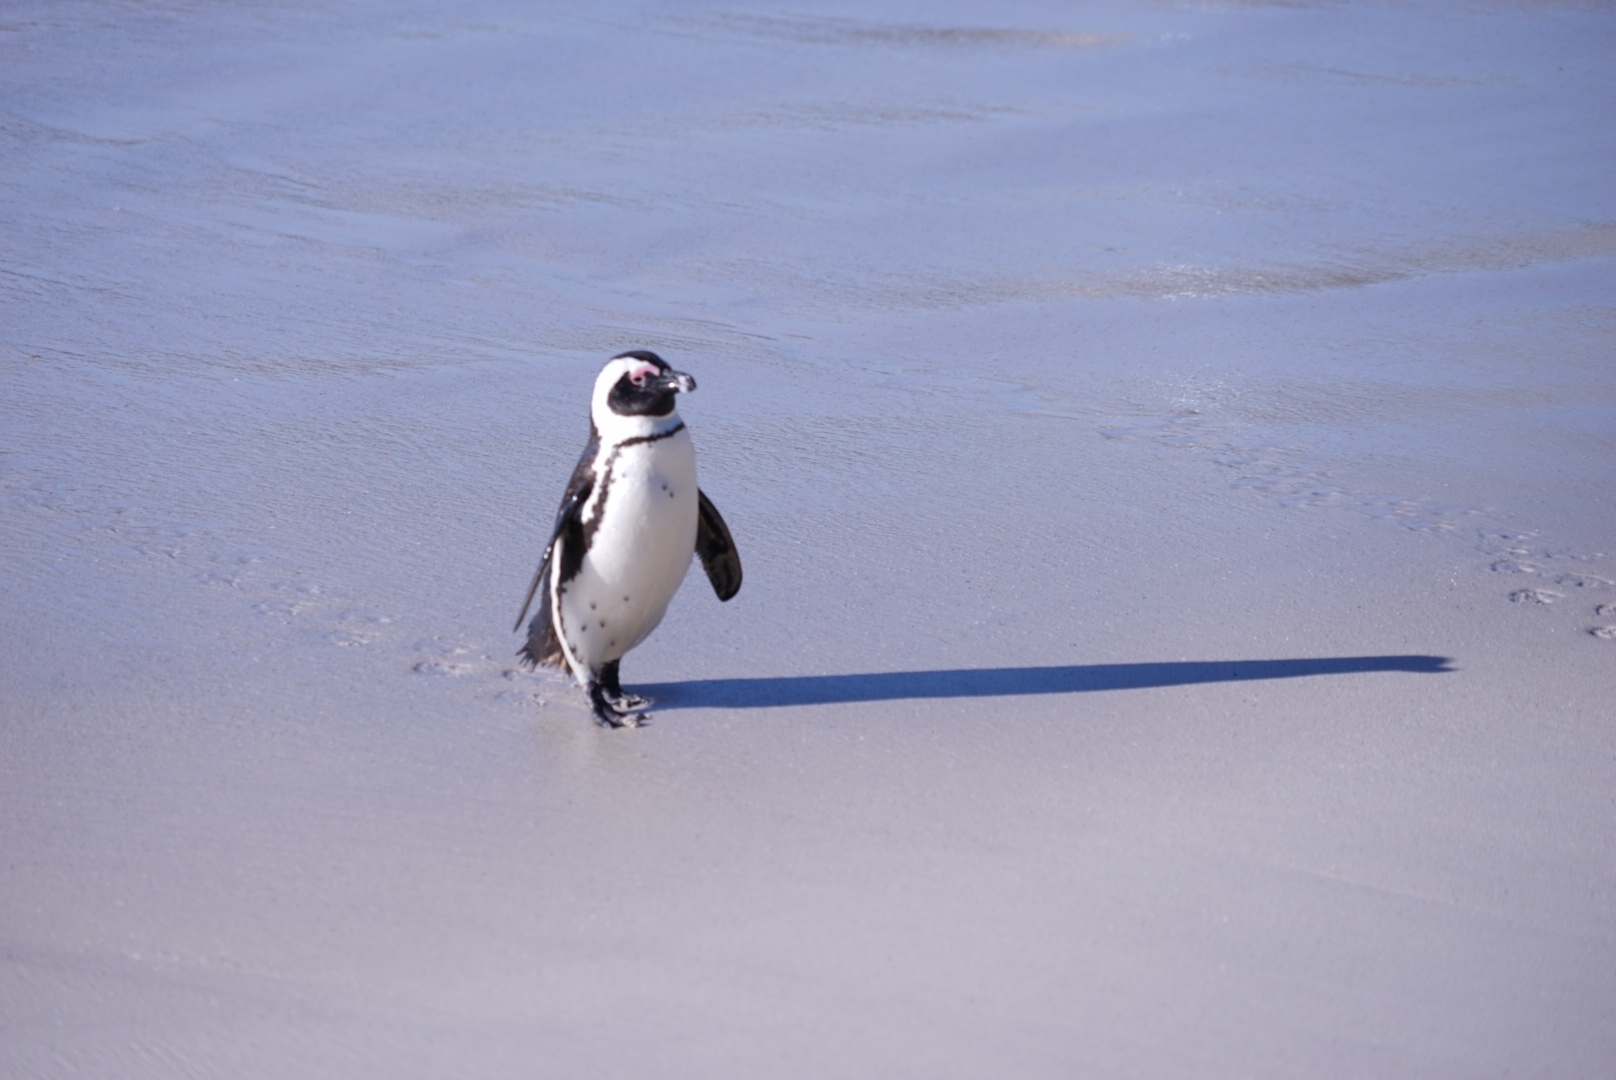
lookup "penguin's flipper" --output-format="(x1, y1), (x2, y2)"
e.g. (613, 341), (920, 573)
(513, 476), (593, 633)
(695, 489), (742, 602)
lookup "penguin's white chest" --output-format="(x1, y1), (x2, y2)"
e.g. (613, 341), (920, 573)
(556, 431), (697, 673)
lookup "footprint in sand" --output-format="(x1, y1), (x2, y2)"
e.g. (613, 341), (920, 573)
(1553, 573), (1614, 590)
(412, 660), (474, 676)
(1509, 588), (1562, 604)
(326, 609), (394, 647)
(410, 639), (484, 676)
(492, 689), (545, 705)
(1485, 534), (1612, 637)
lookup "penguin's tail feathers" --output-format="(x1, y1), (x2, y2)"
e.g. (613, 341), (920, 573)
(516, 592), (569, 671)
(517, 625), (569, 670)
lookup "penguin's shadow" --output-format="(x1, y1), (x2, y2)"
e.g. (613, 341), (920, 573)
(637, 655), (1452, 710)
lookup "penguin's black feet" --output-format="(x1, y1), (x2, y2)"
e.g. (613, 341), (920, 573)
(598, 660), (654, 713)
(588, 679), (649, 729)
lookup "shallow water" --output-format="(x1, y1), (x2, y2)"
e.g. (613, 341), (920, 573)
(4, 1), (1615, 1076)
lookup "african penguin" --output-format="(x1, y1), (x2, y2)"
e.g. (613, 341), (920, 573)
(513, 350), (742, 727)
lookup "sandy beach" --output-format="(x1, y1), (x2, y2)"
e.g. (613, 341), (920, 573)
(3, 1), (1614, 1075)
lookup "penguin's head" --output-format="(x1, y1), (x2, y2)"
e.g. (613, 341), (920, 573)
(591, 350), (696, 437)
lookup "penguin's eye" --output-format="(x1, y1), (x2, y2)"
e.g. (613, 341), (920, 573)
(627, 361), (661, 387)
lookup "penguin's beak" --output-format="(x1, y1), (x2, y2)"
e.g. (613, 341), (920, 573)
(656, 370), (696, 394)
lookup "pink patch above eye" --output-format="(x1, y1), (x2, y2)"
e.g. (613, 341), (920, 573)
(628, 361), (661, 386)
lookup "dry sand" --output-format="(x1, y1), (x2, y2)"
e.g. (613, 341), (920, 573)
(3, 1), (1614, 1076)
